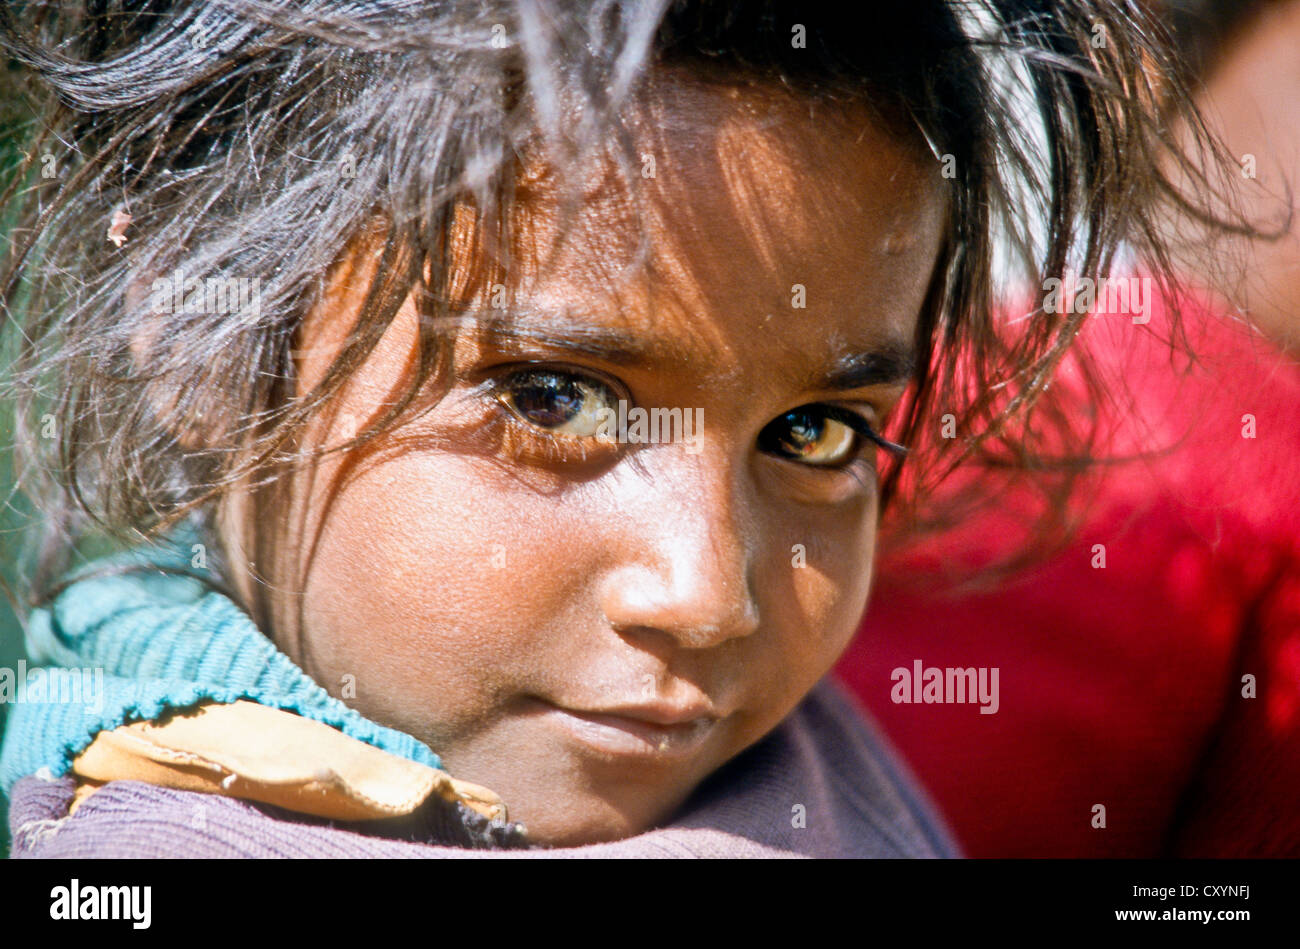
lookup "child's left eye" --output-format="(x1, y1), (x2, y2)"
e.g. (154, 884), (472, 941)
(759, 407), (861, 466)
(495, 368), (618, 437)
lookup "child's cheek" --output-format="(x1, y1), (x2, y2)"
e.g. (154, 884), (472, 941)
(792, 552), (871, 645)
(294, 450), (597, 745)
(774, 516), (877, 688)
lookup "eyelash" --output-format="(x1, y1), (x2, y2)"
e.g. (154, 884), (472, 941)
(817, 405), (910, 458)
(490, 410), (611, 467)
(480, 365), (908, 466)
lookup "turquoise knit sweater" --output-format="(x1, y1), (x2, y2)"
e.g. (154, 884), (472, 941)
(0, 533), (440, 795)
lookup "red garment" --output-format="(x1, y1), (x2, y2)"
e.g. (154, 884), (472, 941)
(835, 291), (1300, 857)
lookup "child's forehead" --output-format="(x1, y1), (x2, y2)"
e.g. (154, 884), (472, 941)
(481, 81), (945, 323)
(301, 73), (942, 401)
(517, 70), (940, 209)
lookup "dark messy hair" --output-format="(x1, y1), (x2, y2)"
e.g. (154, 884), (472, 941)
(0, 1), (1255, 620)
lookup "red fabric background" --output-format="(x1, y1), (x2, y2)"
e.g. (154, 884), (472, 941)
(835, 294), (1300, 857)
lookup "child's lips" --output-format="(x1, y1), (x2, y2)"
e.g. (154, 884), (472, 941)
(530, 698), (720, 759)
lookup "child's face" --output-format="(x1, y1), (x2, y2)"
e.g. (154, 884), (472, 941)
(242, 75), (944, 845)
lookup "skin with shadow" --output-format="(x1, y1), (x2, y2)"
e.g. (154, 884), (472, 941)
(1169, 0), (1300, 352)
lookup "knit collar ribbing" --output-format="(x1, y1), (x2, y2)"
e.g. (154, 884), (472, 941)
(0, 532), (440, 794)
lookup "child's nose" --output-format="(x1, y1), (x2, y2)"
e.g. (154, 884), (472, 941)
(595, 461), (761, 651)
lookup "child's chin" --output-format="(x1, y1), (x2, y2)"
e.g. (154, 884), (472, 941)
(518, 804), (661, 848)
(427, 705), (722, 846)
(493, 776), (697, 848)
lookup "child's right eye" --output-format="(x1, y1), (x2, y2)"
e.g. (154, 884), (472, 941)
(494, 368), (619, 437)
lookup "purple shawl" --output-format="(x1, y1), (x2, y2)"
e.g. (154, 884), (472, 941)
(9, 679), (959, 858)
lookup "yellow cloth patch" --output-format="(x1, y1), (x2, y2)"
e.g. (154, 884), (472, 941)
(69, 700), (506, 824)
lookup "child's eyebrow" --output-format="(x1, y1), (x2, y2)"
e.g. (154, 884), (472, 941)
(468, 311), (661, 367)
(817, 343), (917, 392)
(460, 308), (916, 391)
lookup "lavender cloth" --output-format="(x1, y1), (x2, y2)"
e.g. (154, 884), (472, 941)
(8, 679), (960, 858)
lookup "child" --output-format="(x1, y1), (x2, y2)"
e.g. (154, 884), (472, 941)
(0, 0), (1241, 856)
